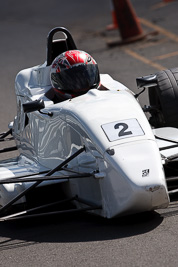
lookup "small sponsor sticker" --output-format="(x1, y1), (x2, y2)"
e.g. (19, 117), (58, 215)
(142, 169), (150, 177)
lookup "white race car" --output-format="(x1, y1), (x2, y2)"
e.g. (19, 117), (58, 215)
(0, 27), (177, 221)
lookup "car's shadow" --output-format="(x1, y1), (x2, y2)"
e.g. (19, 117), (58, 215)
(0, 210), (163, 250)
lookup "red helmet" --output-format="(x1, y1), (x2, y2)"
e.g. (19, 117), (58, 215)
(50, 50), (100, 99)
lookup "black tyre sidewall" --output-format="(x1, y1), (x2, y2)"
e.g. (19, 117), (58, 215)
(156, 68), (178, 127)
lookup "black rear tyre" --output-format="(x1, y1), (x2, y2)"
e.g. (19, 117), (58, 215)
(149, 67), (178, 128)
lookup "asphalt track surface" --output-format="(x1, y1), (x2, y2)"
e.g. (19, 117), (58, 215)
(1, 0), (178, 266)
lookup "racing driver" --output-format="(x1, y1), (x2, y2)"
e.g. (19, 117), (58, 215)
(50, 50), (100, 102)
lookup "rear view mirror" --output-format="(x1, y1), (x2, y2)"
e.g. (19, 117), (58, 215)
(23, 99), (45, 113)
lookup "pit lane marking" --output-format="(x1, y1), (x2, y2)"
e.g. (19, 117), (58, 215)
(140, 18), (178, 43)
(152, 51), (178, 61)
(122, 48), (165, 70)
(135, 38), (167, 49)
(122, 17), (178, 71)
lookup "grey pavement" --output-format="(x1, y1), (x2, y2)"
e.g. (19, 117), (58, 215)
(0, 0), (178, 266)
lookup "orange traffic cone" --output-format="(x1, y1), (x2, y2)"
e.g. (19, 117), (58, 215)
(106, 1), (118, 30)
(163, 0), (174, 2)
(107, 10), (118, 30)
(108, 0), (145, 46)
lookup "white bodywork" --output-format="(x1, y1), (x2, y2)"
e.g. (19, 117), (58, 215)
(0, 63), (170, 218)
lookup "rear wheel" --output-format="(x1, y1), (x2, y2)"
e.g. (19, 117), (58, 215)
(148, 68), (178, 128)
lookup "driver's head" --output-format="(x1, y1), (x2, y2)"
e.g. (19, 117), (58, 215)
(50, 50), (100, 100)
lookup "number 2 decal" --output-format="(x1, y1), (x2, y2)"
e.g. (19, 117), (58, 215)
(101, 118), (144, 142)
(114, 123), (132, 137)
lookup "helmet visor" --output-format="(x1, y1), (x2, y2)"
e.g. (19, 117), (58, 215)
(51, 64), (100, 93)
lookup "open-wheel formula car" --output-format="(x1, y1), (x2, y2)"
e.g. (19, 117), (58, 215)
(0, 27), (178, 221)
